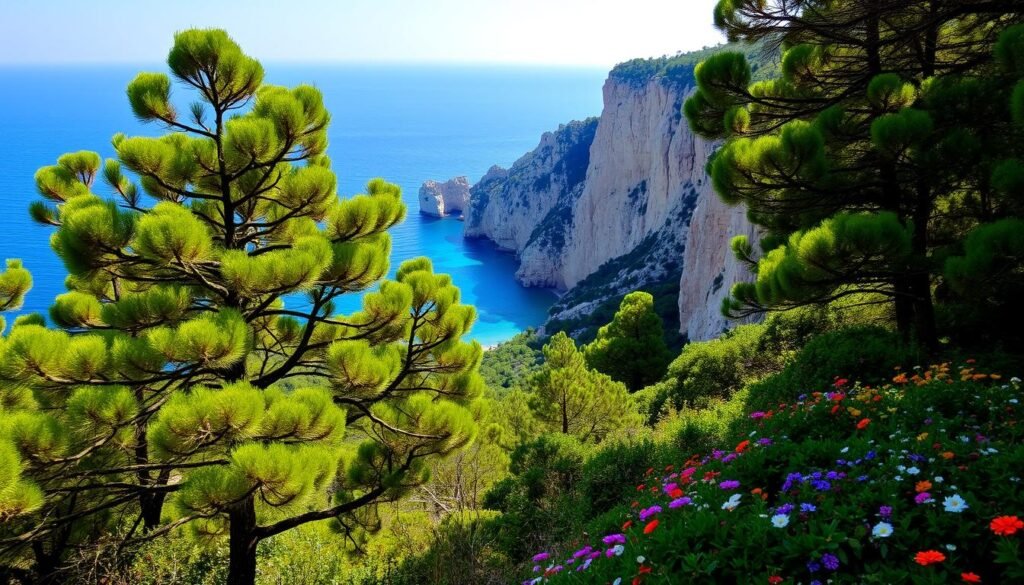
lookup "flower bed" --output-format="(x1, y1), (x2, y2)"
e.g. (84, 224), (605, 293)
(526, 363), (1024, 584)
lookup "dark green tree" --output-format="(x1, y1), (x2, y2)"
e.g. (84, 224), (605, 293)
(685, 0), (1024, 347)
(0, 29), (482, 585)
(529, 332), (639, 442)
(583, 291), (671, 390)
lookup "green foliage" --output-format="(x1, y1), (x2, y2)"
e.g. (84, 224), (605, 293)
(584, 292), (672, 391)
(686, 0), (1024, 348)
(478, 331), (544, 394)
(528, 333), (641, 442)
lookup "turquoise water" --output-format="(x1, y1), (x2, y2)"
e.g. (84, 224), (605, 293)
(0, 64), (606, 345)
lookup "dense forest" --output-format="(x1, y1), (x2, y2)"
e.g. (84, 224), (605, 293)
(2, 0), (1024, 583)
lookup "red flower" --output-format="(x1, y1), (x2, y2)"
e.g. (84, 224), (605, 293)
(914, 550), (946, 566)
(622, 520), (633, 531)
(643, 519), (659, 534)
(834, 378), (849, 388)
(668, 488), (683, 498)
(991, 515), (1024, 536)
(632, 578), (642, 585)
(961, 572), (982, 583)
(768, 576), (783, 584)
(856, 418), (871, 430)
(830, 404), (841, 415)
(638, 565), (652, 574)
(735, 440), (750, 453)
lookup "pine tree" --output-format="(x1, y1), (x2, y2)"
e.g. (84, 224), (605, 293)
(584, 291), (671, 391)
(685, 1), (1024, 347)
(529, 333), (638, 442)
(0, 29), (482, 585)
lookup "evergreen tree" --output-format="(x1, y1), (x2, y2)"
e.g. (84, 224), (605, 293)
(0, 29), (482, 585)
(529, 333), (638, 442)
(584, 291), (671, 391)
(685, 0), (1024, 347)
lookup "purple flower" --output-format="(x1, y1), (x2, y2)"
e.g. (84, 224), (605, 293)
(822, 553), (840, 571)
(662, 482), (679, 495)
(776, 503), (795, 515)
(722, 453), (738, 464)
(750, 411), (766, 420)
(800, 503), (817, 513)
(807, 560), (822, 573)
(811, 480), (832, 491)
(572, 546), (593, 559)
(915, 492), (933, 504)
(757, 438), (774, 446)
(719, 480), (741, 490)
(879, 505), (893, 517)
(669, 496), (692, 508)
(602, 533), (626, 546)
(532, 552), (550, 563)
(638, 505), (662, 521)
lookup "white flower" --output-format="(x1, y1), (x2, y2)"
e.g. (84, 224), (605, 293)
(841, 447), (850, 453)
(906, 466), (920, 475)
(943, 494), (968, 513)
(1010, 399), (1019, 405)
(722, 494), (742, 511)
(613, 579), (622, 585)
(611, 545), (624, 557)
(934, 476), (944, 483)
(771, 514), (790, 528)
(946, 544), (957, 552)
(872, 522), (894, 538)
(1011, 376), (1021, 384)
(636, 556), (646, 564)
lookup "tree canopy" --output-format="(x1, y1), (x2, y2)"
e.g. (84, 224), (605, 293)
(584, 291), (671, 391)
(686, 0), (1024, 348)
(0, 28), (483, 585)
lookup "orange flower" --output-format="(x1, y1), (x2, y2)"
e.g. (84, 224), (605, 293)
(961, 572), (982, 583)
(915, 480), (933, 493)
(735, 440), (750, 453)
(856, 418), (871, 430)
(643, 519), (659, 534)
(941, 451), (955, 460)
(914, 550), (946, 566)
(991, 515), (1024, 536)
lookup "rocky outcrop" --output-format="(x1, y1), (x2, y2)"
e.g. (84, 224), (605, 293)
(464, 119), (598, 286)
(419, 177), (470, 218)
(456, 56), (760, 342)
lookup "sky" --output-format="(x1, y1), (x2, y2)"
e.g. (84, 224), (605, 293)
(0, 0), (724, 67)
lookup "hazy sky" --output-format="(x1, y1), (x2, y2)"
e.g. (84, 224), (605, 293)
(0, 0), (724, 67)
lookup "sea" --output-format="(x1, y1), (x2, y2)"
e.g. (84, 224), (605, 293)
(0, 64), (607, 345)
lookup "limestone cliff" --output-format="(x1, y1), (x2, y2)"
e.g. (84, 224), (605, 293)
(457, 53), (763, 342)
(464, 118), (598, 286)
(419, 177), (470, 218)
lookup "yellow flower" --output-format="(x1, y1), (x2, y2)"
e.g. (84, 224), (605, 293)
(917, 432), (929, 441)
(848, 408), (862, 417)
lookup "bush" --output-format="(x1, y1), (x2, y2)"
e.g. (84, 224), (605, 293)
(746, 326), (922, 411)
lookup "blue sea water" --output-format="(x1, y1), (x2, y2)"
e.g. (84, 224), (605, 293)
(0, 64), (606, 345)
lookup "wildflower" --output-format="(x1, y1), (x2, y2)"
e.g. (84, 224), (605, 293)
(639, 505), (662, 521)
(806, 560), (821, 573)
(821, 553), (840, 571)
(771, 514), (790, 528)
(906, 466), (920, 475)
(872, 522), (893, 538)
(602, 534), (626, 546)
(943, 494), (968, 513)
(800, 503), (817, 513)
(914, 550), (946, 566)
(961, 572), (982, 583)
(722, 494), (742, 511)
(532, 552), (550, 563)
(915, 492), (933, 504)
(775, 503), (794, 515)
(735, 440), (750, 453)
(990, 515), (1024, 536)
(643, 519), (659, 534)
(719, 480), (741, 490)
(879, 505), (893, 517)
(857, 418), (871, 430)
(606, 544), (625, 557)
(669, 496), (692, 509)
(915, 480), (932, 493)
(622, 520), (632, 531)
(768, 576), (783, 584)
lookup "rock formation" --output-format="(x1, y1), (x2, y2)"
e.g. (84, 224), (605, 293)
(456, 57), (760, 342)
(419, 176), (471, 218)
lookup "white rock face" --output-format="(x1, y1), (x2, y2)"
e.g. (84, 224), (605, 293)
(677, 189), (761, 341)
(464, 119), (598, 286)
(419, 176), (470, 217)
(458, 65), (760, 340)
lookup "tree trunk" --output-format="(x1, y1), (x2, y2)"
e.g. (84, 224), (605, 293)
(227, 496), (260, 585)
